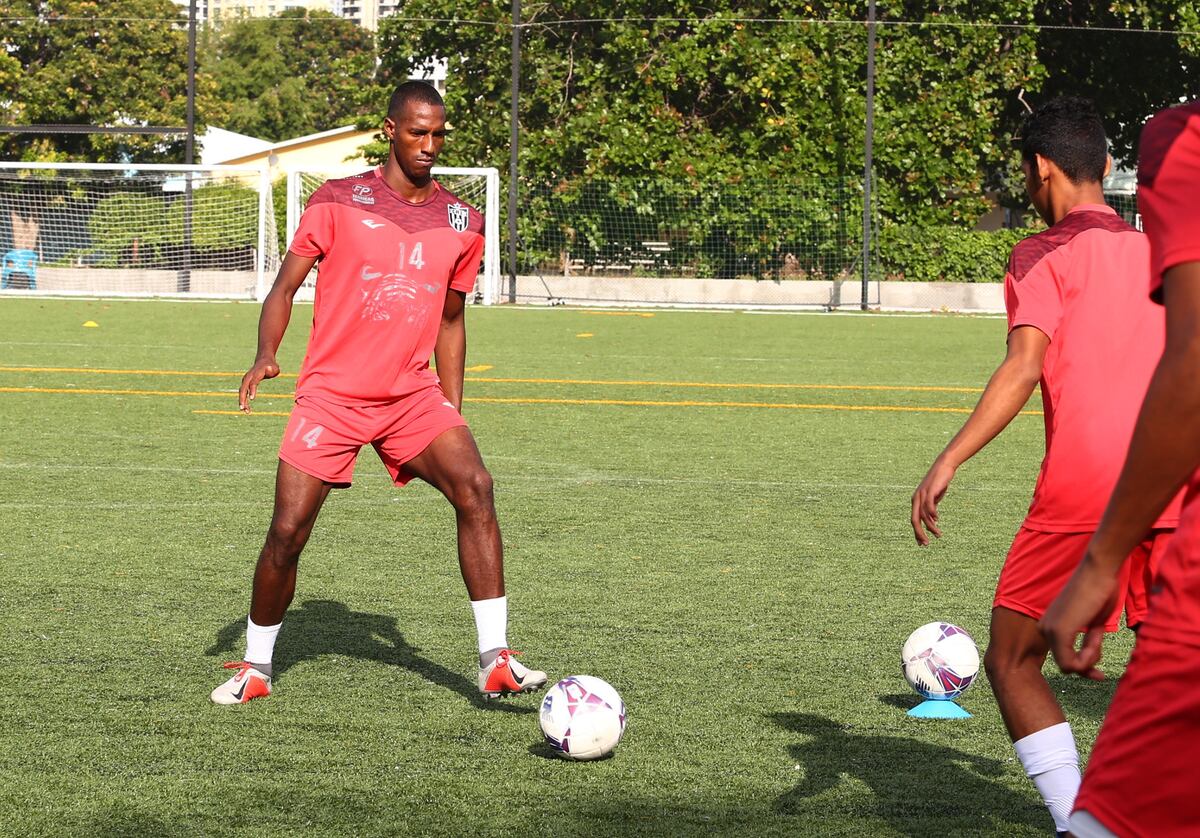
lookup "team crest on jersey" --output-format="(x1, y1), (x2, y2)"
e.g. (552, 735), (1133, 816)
(447, 202), (469, 233)
(352, 184), (375, 205)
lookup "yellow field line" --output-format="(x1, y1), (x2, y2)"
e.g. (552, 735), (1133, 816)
(467, 377), (983, 393)
(5, 385), (1039, 415)
(0, 366), (984, 394)
(0, 386), (292, 399)
(194, 409), (291, 417)
(181, 398), (1043, 416)
(463, 396), (1037, 415)
(0, 365), (288, 378)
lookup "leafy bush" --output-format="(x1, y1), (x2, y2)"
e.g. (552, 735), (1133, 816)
(878, 225), (1035, 283)
(165, 183), (258, 249)
(87, 192), (168, 265)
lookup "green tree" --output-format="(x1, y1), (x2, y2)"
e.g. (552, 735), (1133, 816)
(202, 8), (380, 142)
(1026, 1), (1200, 163)
(0, 0), (221, 162)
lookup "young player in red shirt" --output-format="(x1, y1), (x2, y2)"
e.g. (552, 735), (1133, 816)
(210, 81), (547, 705)
(1042, 100), (1200, 838)
(910, 97), (1180, 834)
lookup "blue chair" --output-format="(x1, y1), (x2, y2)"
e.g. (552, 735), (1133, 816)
(1, 249), (37, 289)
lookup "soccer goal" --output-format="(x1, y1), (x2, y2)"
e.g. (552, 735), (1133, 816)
(0, 162), (276, 299)
(285, 166), (502, 304)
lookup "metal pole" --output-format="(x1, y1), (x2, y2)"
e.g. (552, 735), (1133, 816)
(861, 0), (876, 311)
(507, 0), (520, 298)
(180, 0), (197, 293)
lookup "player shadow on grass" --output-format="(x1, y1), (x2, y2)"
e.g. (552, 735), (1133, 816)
(772, 712), (1046, 834)
(206, 599), (533, 713)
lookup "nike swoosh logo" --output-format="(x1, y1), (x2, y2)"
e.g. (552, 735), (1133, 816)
(361, 220), (385, 229)
(232, 680), (248, 702)
(510, 669), (526, 685)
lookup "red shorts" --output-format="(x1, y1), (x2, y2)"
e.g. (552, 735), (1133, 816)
(994, 527), (1173, 631)
(278, 388), (467, 487)
(1074, 634), (1200, 837)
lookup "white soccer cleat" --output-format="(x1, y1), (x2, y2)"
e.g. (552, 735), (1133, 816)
(478, 649), (547, 699)
(210, 661), (272, 705)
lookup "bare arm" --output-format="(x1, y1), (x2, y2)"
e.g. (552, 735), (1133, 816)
(1042, 262), (1200, 677)
(911, 325), (1049, 545)
(238, 251), (317, 412)
(434, 288), (467, 412)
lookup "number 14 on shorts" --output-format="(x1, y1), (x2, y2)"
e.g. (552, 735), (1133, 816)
(292, 417), (325, 450)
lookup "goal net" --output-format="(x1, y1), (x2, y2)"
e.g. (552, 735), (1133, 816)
(0, 163), (276, 298)
(285, 166), (501, 304)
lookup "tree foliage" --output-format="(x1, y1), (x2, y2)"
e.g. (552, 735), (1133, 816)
(201, 8), (380, 142)
(377, 1), (1198, 232)
(0, 0), (222, 162)
(377, 1), (1043, 228)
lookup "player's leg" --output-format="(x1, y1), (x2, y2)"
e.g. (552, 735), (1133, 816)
(988, 528), (1109, 833)
(213, 397), (361, 705)
(397, 420), (546, 698)
(211, 461), (333, 705)
(249, 460), (335, 627)
(404, 426), (504, 600)
(1069, 634), (1200, 837)
(984, 606), (1079, 835)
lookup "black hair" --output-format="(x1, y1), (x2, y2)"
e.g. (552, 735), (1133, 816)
(387, 80), (444, 118)
(1019, 96), (1109, 184)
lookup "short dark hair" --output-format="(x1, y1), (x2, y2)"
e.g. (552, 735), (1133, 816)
(1019, 96), (1108, 184)
(388, 81), (444, 118)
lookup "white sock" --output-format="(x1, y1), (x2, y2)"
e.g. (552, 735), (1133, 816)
(1013, 722), (1081, 833)
(244, 617), (282, 668)
(470, 596), (508, 658)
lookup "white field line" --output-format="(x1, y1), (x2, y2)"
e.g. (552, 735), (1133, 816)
(0, 460), (1025, 494)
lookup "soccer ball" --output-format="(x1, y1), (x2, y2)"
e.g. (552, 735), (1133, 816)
(538, 675), (627, 760)
(901, 622), (980, 701)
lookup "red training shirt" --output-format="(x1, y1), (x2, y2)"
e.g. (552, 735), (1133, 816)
(1137, 101), (1200, 648)
(1004, 204), (1181, 532)
(288, 169), (485, 405)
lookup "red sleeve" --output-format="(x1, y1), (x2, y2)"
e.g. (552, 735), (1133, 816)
(449, 232), (484, 293)
(1004, 254), (1063, 340)
(1139, 102), (1200, 301)
(288, 188), (335, 260)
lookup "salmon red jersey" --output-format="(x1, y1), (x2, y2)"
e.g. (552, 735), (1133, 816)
(1137, 102), (1200, 648)
(288, 168), (485, 405)
(1140, 101), (1200, 302)
(1004, 204), (1181, 532)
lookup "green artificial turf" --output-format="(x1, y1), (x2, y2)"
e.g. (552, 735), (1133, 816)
(0, 299), (1135, 836)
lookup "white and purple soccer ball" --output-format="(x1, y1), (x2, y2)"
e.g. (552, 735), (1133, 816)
(538, 675), (627, 760)
(901, 622), (980, 701)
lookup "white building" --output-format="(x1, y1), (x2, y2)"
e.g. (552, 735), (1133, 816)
(332, 0), (401, 30)
(183, 0), (402, 29)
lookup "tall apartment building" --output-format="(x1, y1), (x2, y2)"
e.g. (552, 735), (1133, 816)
(332, 0), (401, 30)
(181, 0), (402, 30)
(172, 0), (210, 22)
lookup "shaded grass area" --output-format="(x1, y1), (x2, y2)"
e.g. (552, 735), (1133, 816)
(0, 299), (1133, 836)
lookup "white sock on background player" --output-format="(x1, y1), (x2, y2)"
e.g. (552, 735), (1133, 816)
(245, 617), (282, 676)
(1013, 722), (1080, 833)
(470, 596), (507, 667)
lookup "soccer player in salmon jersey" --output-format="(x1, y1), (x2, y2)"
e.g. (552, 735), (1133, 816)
(210, 81), (547, 705)
(1042, 100), (1200, 838)
(910, 97), (1182, 835)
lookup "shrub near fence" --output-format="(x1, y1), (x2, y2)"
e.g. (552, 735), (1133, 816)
(878, 225), (1033, 283)
(517, 177), (864, 281)
(86, 182), (260, 269)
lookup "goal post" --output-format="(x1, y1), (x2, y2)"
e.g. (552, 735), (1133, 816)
(0, 162), (276, 299)
(283, 166), (502, 304)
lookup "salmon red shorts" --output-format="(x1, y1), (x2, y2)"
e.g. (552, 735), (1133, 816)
(278, 387), (467, 487)
(1073, 634), (1200, 837)
(993, 527), (1174, 630)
